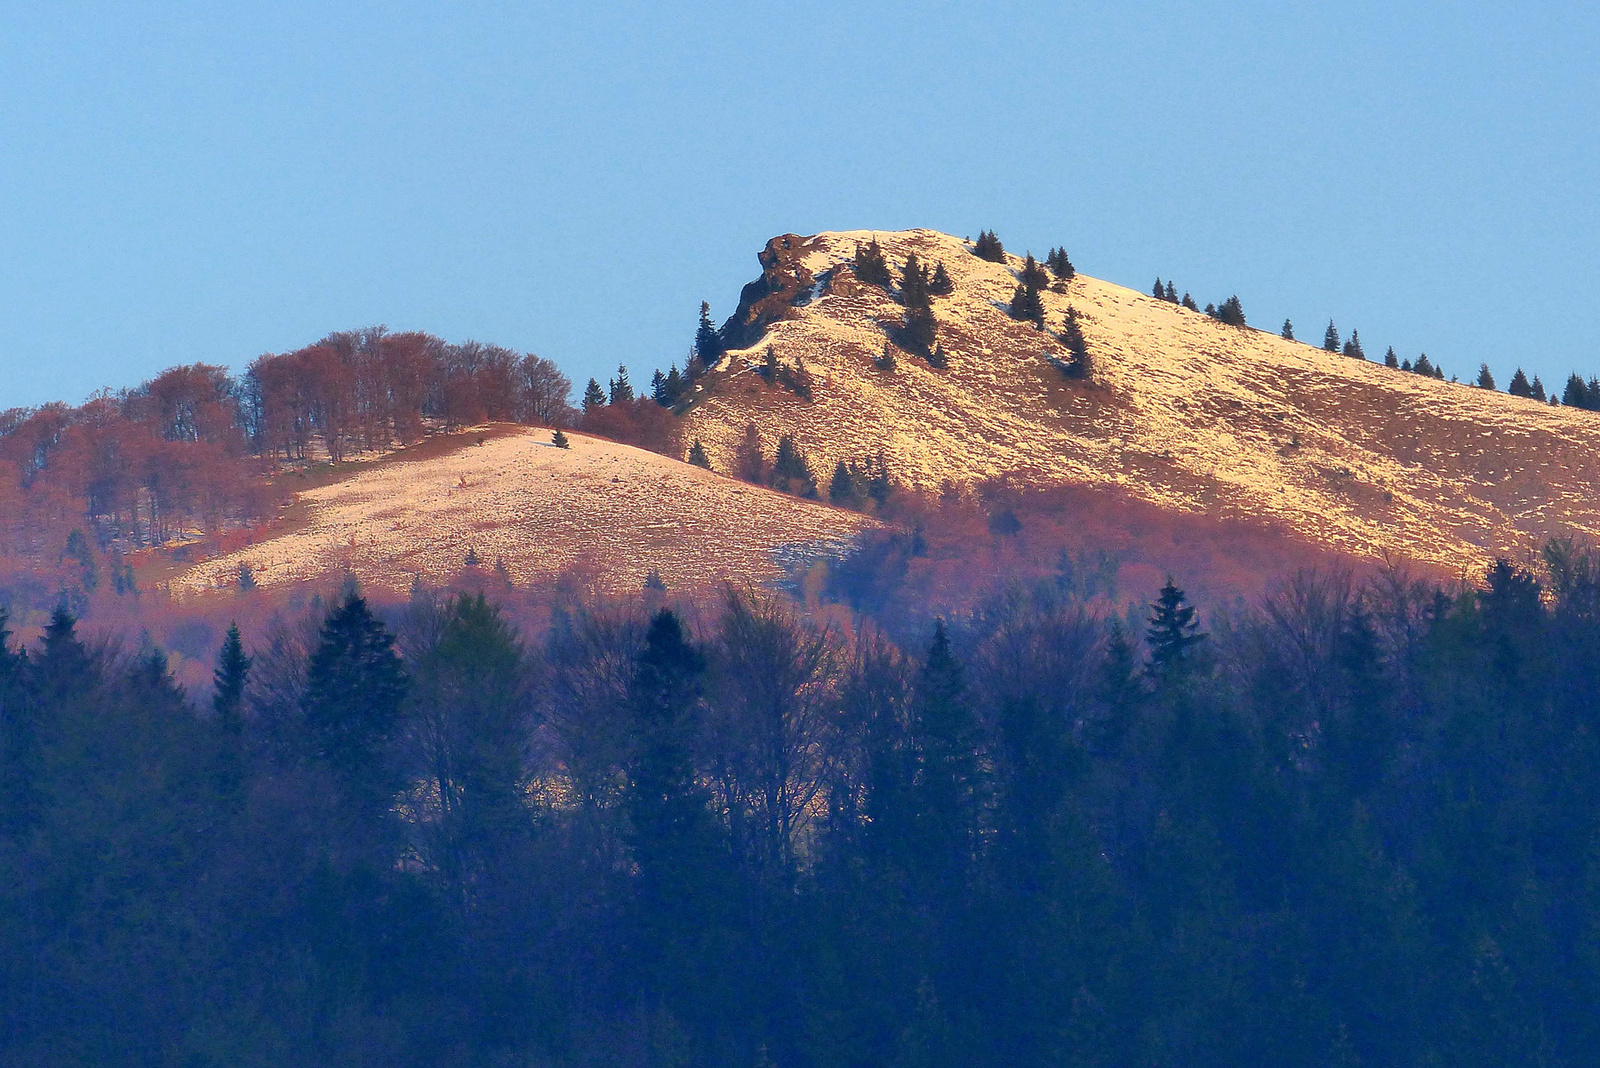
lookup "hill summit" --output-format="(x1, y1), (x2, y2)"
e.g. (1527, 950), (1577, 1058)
(682, 228), (1600, 572)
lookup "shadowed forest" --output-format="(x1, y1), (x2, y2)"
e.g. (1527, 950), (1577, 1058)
(4, 543), (1600, 1066)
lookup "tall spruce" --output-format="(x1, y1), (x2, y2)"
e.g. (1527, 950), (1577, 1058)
(695, 300), (726, 365)
(928, 260), (954, 296)
(1146, 578), (1205, 679)
(212, 623), (250, 736)
(582, 378), (606, 412)
(1508, 367), (1533, 398)
(973, 229), (1006, 263)
(855, 238), (893, 287)
(1343, 330), (1366, 360)
(1476, 363), (1496, 390)
(1281, 319), (1295, 341)
(1324, 320), (1341, 353)
(303, 591), (409, 810)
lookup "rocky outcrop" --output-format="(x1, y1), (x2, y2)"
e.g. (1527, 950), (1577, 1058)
(719, 233), (822, 350)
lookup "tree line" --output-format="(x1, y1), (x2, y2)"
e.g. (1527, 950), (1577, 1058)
(6, 545), (1600, 1064)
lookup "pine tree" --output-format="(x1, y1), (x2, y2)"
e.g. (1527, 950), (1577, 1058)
(1153, 278), (1166, 300)
(1563, 373), (1588, 409)
(237, 561), (257, 591)
(1010, 281), (1046, 329)
(735, 422), (765, 483)
(695, 300), (726, 365)
(1204, 302), (1218, 318)
(1385, 346), (1400, 368)
(1146, 578), (1205, 679)
(464, 546), (481, 567)
(1401, 358), (1413, 372)
(772, 434), (817, 497)
(582, 378), (606, 412)
(1020, 254), (1049, 291)
(552, 429), (570, 449)
(303, 591), (409, 811)
(1414, 354), (1435, 377)
(1164, 281), (1178, 303)
(663, 364), (684, 406)
(1281, 319), (1295, 341)
(901, 251), (931, 309)
(854, 238), (893, 287)
(973, 229), (1006, 263)
(1047, 247), (1075, 279)
(1216, 295), (1246, 327)
(1324, 321), (1341, 352)
(1476, 363), (1496, 390)
(686, 438), (710, 468)
(928, 260), (954, 296)
(913, 619), (981, 878)
(1531, 374), (1547, 402)
(650, 369), (667, 405)
(1508, 368), (1532, 398)
(1343, 330), (1366, 360)
(904, 304), (938, 355)
(212, 623), (250, 736)
(829, 461), (863, 507)
(875, 342), (898, 371)
(1181, 293), (1198, 311)
(608, 365), (634, 405)
(1061, 307), (1090, 379)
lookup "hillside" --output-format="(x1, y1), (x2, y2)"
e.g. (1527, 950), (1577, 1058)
(683, 229), (1600, 573)
(170, 425), (871, 597)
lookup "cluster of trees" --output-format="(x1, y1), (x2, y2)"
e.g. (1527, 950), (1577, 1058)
(1151, 277), (1189, 306)
(9, 547), (1600, 1063)
(1204, 295), (1247, 326)
(828, 451), (895, 510)
(972, 229), (1006, 262)
(729, 423), (819, 498)
(1560, 373), (1600, 410)
(577, 364), (680, 454)
(851, 242), (955, 366)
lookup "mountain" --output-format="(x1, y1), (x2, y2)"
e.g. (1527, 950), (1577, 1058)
(171, 424), (869, 597)
(682, 228), (1600, 574)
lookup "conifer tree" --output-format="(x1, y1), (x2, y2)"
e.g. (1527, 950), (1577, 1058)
(552, 429), (570, 449)
(1181, 293), (1198, 311)
(854, 238), (893, 287)
(1020, 254), (1049, 291)
(1204, 302), (1217, 318)
(1010, 281), (1046, 329)
(904, 304), (937, 355)
(735, 422), (766, 483)
(901, 252), (931, 309)
(913, 619), (982, 879)
(686, 438), (710, 469)
(1216, 295), (1246, 327)
(1164, 281), (1177, 302)
(1564, 373), (1588, 409)
(1324, 321), (1341, 352)
(1061, 307), (1090, 379)
(772, 434), (817, 497)
(1153, 278), (1166, 300)
(582, 378), (606, 412)
(695, 301), (726, 365)
(650, 369), (667, 404)
(609, 365), (634, 405)
(1476, 363), (1496, 390)
(875, 342), (898, 371)
(1401, 358), (1413, 372)
(303, 591), (409, 813)
(1414, 354), (1435, 377)
(1508, 368), (1533, 398)
(927, 341), (949, 370)
(1146, 578), (1205, 679)
(1281, 319), (1294, 341)
(1046, 247), (1075, 279)
(973, 229), (1006, 263)
(212, 623), (250, 736)
(1385, 346), (1400, 368)
(1343, 331), (1366, 360)
(1531, 374), (1547, 402)
(928, 260), (954, 296)
(829, 461), (862, 507)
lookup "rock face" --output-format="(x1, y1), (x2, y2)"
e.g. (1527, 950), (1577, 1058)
(686, 228), (1600, 574)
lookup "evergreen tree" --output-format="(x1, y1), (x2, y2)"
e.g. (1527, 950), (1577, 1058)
(582, 378), (606, 412)
(928, 261), (954, 296)
(1324, 321), (1341, 352)
(1564, 373), (1589, 409)
(771, 434), (817, 497)
(901, 252), (931, 309)
(1385, 346), (1400, 368)
(927, 341), (949, 370)
(663, 364), (684, 406)
(904, 304), (938, 355)
(1401, 358), (1413, 372)
(650, 369), (667, 405)
(212, 623), (250, 736)
(695, 300), (726, 365)
(854, 238), (893, 287)
(973, 229), (1006, 263)
(1281, 319), (1295, 341)
(1153, 278), (1166, 300)
(1343, 330), (1366, 359)
(829, 461), (863, 507)
(1216, 295), (1246, 327)
(1414, 354), (1436, 377)
(912, 620), (982, 880)
(1009, 281), (1046, 329)
(1530, 374), (1546, 402)
(1146, 578), (1205, 679)
(608, 365), (634, 405)
(1508, 368), (1532, 398)
(686, 438), (710, 469)
(552, 429), (570, 449)
(1476, 363), (1496, 390)
(1047, 247), (1075, 279)
(1164, 280), (1177, 302)
(735, 422), (766, 483)
(1204, 302), (1217, 318)
(303, 591), (409, 812)
(1181, 293), (1198, 311)
(1020, 254), (1049, 291)
(1060, 307), (1090, 379)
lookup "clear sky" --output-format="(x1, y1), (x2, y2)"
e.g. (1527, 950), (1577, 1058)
(2, 2), (1596, 408)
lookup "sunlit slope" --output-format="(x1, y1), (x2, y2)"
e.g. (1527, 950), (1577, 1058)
(683, 228), (1600, 571)
(172, 426), (870, 596)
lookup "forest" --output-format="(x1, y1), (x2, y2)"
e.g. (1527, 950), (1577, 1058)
(4, 543), (1600, 1067)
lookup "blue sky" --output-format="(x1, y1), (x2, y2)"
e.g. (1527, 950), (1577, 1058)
(1, 2), (1596, 407)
